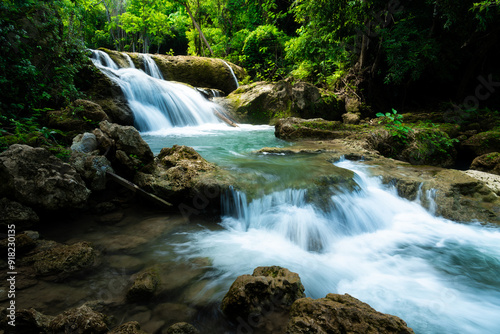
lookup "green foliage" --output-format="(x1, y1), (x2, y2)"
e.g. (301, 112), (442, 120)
(241, 24), (289, 80)
(376, 109), (412, 144)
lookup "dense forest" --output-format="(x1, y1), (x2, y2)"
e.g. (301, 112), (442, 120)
(1, 0), (499, 154)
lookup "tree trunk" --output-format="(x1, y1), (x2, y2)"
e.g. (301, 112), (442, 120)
(183, 2), (213, 55)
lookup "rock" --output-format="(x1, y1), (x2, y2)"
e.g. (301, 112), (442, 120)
(30, 241), (100, 280)
(126, 267), (161, 302)
(287, 293), (414, 334)
(47, 99), (110, 135)
(219, 80), (343, 124)
(134, 145), (233, 211)
(0, 198), (39, 230)
(464, 169), (500, 195)
(0, 144), (90, 211)
(49, 304), (109, 334)
(275, 117), (361, 140)
(71, 132), (98, 153)
(100, 121), (154, 164)
(166, 322), (200, 334)
(153, 303), (196, 325)
(470, 152), (500, 175)
(108, 321), (149, 334)
(70, 151), (114, 191)
(221, 266), (305, 330)
(461, 130), (500, 156)
(342, 112), (361, 124)
(108, 255), (144, 274)
(13, 308), (54, 334)
(0, 232), (37, 255)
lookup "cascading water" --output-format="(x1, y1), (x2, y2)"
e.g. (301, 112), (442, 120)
(140, 54), (164, 79)
(89, 49), (223, 132)
(221, 60), (239, 89)
(176, 158), (500, 334)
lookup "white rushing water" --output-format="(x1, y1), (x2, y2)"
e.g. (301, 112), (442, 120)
(177, 159), (500, 334)
(221, 59), (239, 89)
(90, 49), (223, 131)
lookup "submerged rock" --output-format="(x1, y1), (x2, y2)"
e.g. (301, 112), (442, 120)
(30, 241), (100, 280)
(0, 198), (39, 230)
(166, 322), (200, 334)
(0, 144), (90, 211)
(221, 266), (305, 330)
(108, 321), (149, 334)
(126, 267), (161, 302)
(49, 304), (109, 334)
(287, 293), (415, 334)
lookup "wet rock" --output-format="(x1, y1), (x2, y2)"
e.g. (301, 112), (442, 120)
(30, 241), (100, 280)
(166, 322), (200, 334)
(71, 132), (99, 153)
(461, 130), (500, 156)
(0, 198), (39, 230)
(221, 266), (305, 329)
(70, 151), (113, 191)
(12, 308), (54, 334)
(47, 99), (110, 135)
(464, 170), (500, 195)
(275, 117), (361, 140)
(0, 232), (37, 255)
(99, 121), (154, 164)
(470, 152), (500, 175)
(0, 144), (90, 211)
(287, 293), (414, 334)
(126, 267), (161, 302)
(108, 321), (149, 334)
(134, 145), (233, 210)
(153, 303), (196, 325)
(49, 304), (109, 334)
(219, 81), (343, 124)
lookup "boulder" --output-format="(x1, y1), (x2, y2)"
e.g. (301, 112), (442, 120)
(461, 130), (500, 157)
(49, 304), (109, 334)
(47, 99), (110, 135)
(287, 293), (414, 334)
(166, 322), (200, 334)
(71, 132), (99, 153)
(470, 152), (500, 175)
(30, 241), (100, 280)
(70, 151), (113, 191)
(275, 117), (362, 140)
(218, 80), (343, 124)
(99, 121), (154, 164)
(108, 321), (149, 334)
(11, 308), (54, 334)
(0, 198), (39, 230)
(134, 145), (234, 211)
(221, 266), (305, 330)
(0, 144), (90, 211)
(126, 267), (161, 302)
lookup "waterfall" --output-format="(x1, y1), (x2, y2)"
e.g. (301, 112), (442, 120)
(89, 49), (223, 132)
(221, 60), (239, 89)
(179, 158), (500, 334)
(139, 54), (164, 79)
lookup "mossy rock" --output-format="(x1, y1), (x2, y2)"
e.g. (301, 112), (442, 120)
(126, 267), (161, 302)
(462, 130), (500, 156)
(470, 152), (500, 175)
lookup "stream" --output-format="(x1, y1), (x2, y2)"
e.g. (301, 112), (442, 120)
(25, 50), (500, 333)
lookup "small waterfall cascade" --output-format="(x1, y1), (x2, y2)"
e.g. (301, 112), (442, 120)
(181, 158), (500, 334)
(89, 49), (223, 132)
(221, 60), (239, 89)
(139, 54), (164, 79)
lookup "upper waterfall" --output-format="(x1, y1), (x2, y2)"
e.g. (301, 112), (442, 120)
(90, 49), (224, 132)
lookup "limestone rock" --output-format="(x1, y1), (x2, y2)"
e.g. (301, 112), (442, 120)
(275, 117), (360, 140)
(70, 151), (113, 191)
(127, 268), (161, 302)
(134, 145), (233, 210)
(108, 321), (149, 334)
(0, 144), (90, 211)
(49, 304), (109, 334)
(0, 198), (39, 230)
(342, 112), (361, 124)
(221, 266), (305, 329)
(71, 132), (98, 153)
(287, 293), (414, 334)
(470, 152), (500, 175)
(47, 99), (110, 135)
(219, 81), (343, 124)
(99, 121), (154, 164)
(30, 241), (100, 280)
(166, 322), (200, 334)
